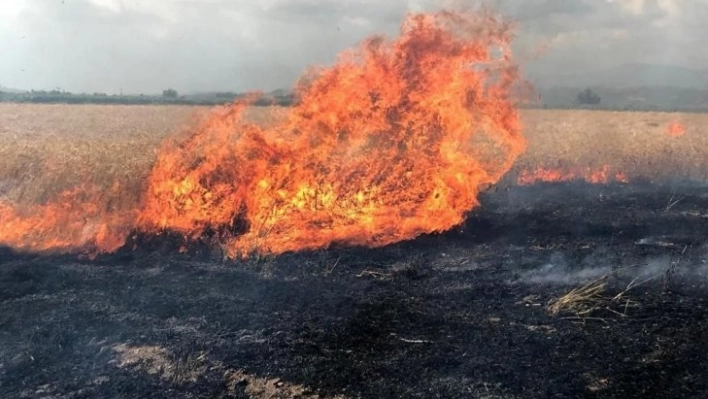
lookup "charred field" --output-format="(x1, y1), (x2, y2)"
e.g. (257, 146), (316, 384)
(2, 180), (708, 398)
(2, 105), (708, 398)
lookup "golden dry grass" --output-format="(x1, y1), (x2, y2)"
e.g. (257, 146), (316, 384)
(1, 103), (707, 208)
(546, 276), (609, 317)
(0, 104), (199, 205)
(516, 109), (708, 182)
(0, 103), (283, 207)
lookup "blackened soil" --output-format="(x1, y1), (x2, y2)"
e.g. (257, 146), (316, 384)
(2, 182), (708, 398)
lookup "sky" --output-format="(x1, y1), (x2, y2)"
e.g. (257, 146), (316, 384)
(0, 0), (706, 94)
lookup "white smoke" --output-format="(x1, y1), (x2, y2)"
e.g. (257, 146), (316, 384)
(517, 247), (708, 288)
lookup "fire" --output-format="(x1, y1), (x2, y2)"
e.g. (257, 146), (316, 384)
(0, 9), (526, 258)
(666, 121), (686, 137)
(0, 184), (131, 256)
(516, 165), (628, 186)
(137, 10), (526, 258)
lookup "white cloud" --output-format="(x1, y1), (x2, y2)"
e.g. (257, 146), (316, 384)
(657, 0), (681, 17)
(0, 0), (30, 18)
(609, 0), (647, 15)
(87, 0), (123, 13)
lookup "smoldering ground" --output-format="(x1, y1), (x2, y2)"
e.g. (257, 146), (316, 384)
(2, 181), (708, 398)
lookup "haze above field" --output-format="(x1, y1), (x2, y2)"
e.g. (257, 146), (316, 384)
(1, 0), (707, 94)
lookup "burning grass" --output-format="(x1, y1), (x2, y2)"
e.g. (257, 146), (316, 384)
(3, 49), (708, 258)
(3, 106), (707, 200)
(0, 103), (198, 204)
(514, 110), (708, 184)
(4, 106), (706, 200)
(0, 103), (282, 204)
(3, 105), (708, 257)
(0, 8), (528, 258)
(137, 10), (526, 258)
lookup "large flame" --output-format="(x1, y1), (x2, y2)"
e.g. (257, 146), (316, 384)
(0, 9), (526, 258)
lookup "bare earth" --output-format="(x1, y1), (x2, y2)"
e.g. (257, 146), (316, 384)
(1, 104), (708, 398)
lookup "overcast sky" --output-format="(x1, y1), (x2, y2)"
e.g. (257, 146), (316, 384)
(1, 0), (706, 94)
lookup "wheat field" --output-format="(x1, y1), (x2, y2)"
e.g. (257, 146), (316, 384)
(0, 103), (706, 207)
(515, 109), (708, 182)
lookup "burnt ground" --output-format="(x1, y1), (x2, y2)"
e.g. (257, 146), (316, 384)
(2, 181), (708, 398)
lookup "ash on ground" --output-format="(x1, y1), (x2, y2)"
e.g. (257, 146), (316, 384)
(2, 182), (708, 398)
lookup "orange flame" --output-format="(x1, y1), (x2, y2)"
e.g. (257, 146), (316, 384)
(0, 184), (131, 256)
(0, 9), (526, 258)
(666, 121), (686, 137)
(516, 165), (628, 186)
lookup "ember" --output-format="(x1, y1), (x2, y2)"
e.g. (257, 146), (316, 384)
(666, 120), (686, 137)
(516, 165), (629, 186)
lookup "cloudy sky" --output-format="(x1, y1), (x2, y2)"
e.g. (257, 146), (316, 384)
(1, 0), (706, 93)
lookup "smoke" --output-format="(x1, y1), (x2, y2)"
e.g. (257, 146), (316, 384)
(518, 251), (612, 286)
(3, 1), (708, 93)
(516, 247), (708, 289)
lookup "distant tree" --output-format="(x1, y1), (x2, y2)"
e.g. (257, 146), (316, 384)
(162, 88), (179, 99)
(577, 88), (601, 105)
